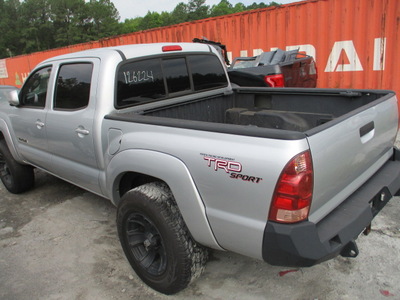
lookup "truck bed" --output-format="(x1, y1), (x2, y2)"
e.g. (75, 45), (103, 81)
(113, 88), (393, 136)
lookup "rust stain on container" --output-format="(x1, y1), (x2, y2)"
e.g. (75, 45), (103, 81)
(1, 0), (399, 99)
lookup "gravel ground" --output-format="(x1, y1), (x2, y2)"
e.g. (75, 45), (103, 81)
(0, 167), (399, 300)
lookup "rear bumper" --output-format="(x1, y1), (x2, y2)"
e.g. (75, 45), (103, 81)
(262, 148), (400, 267)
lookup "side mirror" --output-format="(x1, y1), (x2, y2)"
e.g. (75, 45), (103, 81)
(7, 89), (20, 106)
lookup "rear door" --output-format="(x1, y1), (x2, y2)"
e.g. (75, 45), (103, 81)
(45, 60), (101, 193)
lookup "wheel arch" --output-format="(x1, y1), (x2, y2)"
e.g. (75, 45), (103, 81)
(106, 149), (222, 250)
(0, 119), (24, 163)
(117, 171), (160, 199)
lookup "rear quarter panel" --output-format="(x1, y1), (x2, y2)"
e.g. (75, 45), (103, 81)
(103, 119), (309, 259)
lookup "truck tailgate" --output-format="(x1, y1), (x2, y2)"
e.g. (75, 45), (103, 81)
(306, 93), (398, 223)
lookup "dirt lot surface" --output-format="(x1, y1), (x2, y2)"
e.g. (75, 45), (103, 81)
(1, 170), (400, 300)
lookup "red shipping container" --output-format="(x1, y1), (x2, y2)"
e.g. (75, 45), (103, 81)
(0, 0), (399, 98)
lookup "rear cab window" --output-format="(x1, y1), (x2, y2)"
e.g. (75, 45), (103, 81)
(116, 54), (228, 108)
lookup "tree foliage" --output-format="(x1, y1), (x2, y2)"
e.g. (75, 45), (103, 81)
(0, 0), (120, 57)
(0, 0), (280, 58)
(120, 0), (280, 34)
(0, 0), (23, 58)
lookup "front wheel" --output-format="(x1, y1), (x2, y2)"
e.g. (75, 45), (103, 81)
(117, 182), (208, 295)
(0, 140), (34, 193)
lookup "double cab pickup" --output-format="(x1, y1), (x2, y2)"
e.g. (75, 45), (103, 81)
(0, 43), (399, 294)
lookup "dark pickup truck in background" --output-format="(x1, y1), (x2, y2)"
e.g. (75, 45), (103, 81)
(228, 48), (317, 88)
(193, 38), (317, 88)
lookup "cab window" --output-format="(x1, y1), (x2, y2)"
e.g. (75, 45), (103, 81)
(54, 63), (93, 110)
(19, 67), (52, 108)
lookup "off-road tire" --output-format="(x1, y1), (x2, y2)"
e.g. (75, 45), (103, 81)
(117, 182), (208, 295)
(0, 140), (34, 194)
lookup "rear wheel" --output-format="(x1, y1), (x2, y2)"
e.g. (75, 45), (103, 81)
(0, 140), (34, 194)
(117, 182), (208, 294)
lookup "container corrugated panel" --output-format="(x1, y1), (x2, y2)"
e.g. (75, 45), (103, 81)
(1, 0), (399, 98)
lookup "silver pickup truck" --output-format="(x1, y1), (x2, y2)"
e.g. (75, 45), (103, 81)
(0, 43), (399, 294)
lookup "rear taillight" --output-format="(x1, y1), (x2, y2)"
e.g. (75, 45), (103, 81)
(264, 74), (285, 87)
(162, 45), (182, 52)
(268, 150), (313, 223)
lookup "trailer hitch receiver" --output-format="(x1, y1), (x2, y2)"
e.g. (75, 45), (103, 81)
(340, 240), (359, 258)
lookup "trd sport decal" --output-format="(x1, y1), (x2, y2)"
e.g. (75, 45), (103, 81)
(229, 172), (263, 183)
(203, 156), (242, 173)
(201, 154), (263, 184)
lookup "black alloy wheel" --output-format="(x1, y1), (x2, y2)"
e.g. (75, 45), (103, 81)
(125, 212), (167, 276)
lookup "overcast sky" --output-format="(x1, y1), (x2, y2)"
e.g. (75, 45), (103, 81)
(110, 0), (303, 21)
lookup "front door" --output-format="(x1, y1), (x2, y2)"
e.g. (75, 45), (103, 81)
(10, 66), (52, 169)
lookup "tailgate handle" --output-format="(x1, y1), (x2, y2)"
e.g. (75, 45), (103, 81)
(360, 121), (375, 137)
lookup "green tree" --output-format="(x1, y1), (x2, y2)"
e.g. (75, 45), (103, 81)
(49, 0), (87, 46)
(21, 0), (55, 52)
(210, 0), (234, 17)
(233, 2), (246, 13)
(246, 2), (279, 10)
(139, 11), (162, 30)
(1, 0), (24, 57)
(187, 0), (209, 21)
(159, 11), (174, 27)
(121, 17), (143, 34)
(86, 0), (120, 39)
(50, 0), (120, 46)
(0, 0), (283, 59)
(171, 2), (189, 24)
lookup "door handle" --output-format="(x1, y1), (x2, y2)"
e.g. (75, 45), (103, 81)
(75, 127), (90, 136)
(360, 121), (375, 137)
(35, 120), (45, 129)
(360, 121), (375, 144)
